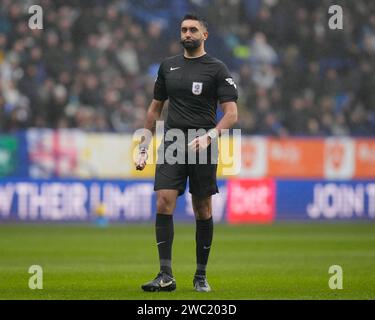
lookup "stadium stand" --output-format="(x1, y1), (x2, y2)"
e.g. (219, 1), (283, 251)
(0, 0), (374, 136)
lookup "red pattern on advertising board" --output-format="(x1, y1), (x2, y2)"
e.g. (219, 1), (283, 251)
(242, 141), (257, 169)
(355, 139), (375, 178)
(327, 143), (345, 169)
(227, 178), (275, 223)
(28, 130), (78, 177)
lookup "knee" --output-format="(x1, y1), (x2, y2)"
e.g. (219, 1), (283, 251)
(196, 210), (212, 220)
(157, 194), (175, 214)
(193, 199), (212, 220)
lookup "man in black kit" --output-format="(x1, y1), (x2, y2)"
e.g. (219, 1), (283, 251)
(135, 13), (238, 292)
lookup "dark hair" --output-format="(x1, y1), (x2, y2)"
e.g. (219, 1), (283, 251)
(181, 13), (208, 30)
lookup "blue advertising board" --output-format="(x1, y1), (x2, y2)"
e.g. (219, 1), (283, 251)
(0, 179), (227, 222)
(1, 178), (375, 222)
(276, 180), (375, 220)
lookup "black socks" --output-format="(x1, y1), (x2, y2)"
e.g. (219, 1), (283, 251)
(155, 213), (174, 276)
(155, 214), (213, 278)
(195, 216), (213, 277)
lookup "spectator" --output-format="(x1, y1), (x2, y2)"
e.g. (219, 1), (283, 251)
(0, 0), (373, 136)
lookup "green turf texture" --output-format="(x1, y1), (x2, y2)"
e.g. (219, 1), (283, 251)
(0, 222), (374, 300)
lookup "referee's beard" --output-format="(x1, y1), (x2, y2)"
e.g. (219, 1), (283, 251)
(180, 38), (202, 51)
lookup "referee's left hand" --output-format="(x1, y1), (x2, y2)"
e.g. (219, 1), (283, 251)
(188, 134), (211, 152)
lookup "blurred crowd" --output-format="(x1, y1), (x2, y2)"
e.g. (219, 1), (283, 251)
(0, 0), (374, 136)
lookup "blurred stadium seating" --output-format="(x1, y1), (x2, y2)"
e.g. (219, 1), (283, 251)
(1, 0), (374, 135)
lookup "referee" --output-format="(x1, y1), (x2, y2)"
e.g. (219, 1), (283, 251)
(135, 13), (238, 292)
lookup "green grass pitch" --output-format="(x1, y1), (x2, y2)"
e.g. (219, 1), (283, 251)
(0, 222), (374, 300)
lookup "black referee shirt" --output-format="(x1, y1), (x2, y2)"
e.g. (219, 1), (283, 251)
(154, 54), (238, 131)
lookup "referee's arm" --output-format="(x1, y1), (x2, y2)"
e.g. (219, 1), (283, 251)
(140, 60), (168, 148)
(135, 99), (164, 170)
(214, 62), (238, 135)
(215, 101), (238, 134)
(141, 99), (165, 146)
(188, 101), (237, 152)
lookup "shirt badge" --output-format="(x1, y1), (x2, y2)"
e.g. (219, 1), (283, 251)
(192, 82), (203, 95)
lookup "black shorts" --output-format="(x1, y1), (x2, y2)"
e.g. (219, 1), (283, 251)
(154, 137), (219, 197)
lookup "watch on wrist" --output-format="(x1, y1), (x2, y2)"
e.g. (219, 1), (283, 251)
(207, 128), (218, 141)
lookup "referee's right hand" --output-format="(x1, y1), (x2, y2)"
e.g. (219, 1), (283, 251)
(135, 146), (148, 171)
